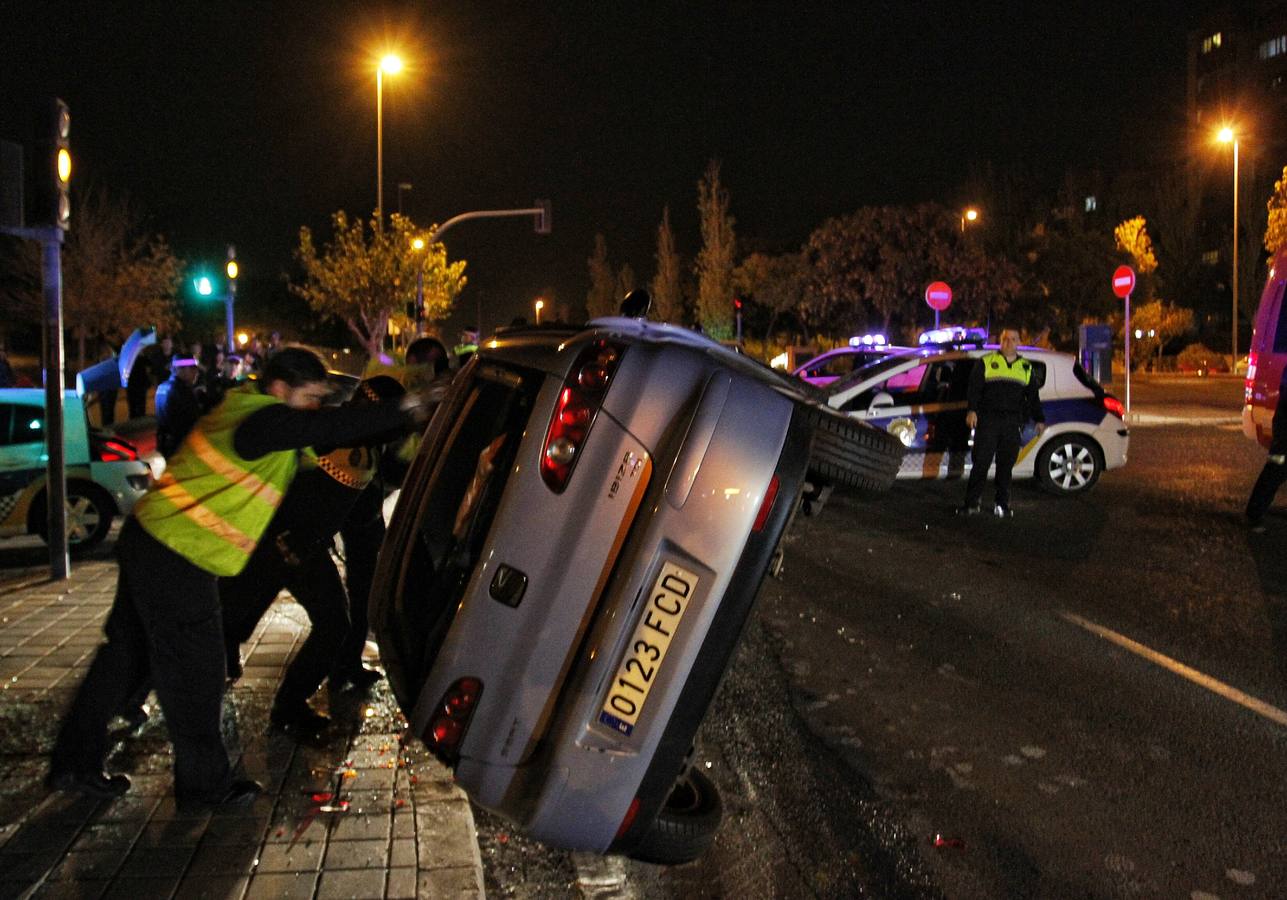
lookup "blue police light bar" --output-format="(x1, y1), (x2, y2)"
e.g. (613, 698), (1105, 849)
(847, 333), (887, 347)
(919, 325), (988, 345)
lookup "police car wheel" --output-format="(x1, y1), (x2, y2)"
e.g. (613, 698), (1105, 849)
(628, 768), (723, 865)
(32, 483), (115, 551)
(799, 403), (904, 492)
(1036, 434), (1102, 495)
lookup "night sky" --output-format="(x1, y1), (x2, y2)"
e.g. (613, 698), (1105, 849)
(1, 1), (1195, 342)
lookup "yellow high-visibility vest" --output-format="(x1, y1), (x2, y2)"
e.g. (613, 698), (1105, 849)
(133, 385), (299, 576)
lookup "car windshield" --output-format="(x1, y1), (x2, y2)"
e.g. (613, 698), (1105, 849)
(824, 349), (931, 397)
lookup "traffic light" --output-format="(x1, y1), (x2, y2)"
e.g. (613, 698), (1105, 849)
(194, 275), (214, 297)
(33, 99), (71, 230)
(733, 297), (744, 312)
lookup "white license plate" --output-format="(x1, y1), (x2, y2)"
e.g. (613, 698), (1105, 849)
(598, 561), (699, 737)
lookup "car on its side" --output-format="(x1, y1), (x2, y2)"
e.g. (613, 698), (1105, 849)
(0, 388), (152, 549)
(824, 343), (1129, 494)
(370, 313), (902, 864)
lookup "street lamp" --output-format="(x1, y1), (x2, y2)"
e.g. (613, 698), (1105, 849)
(376, 53), (404, 229)
(534, 298), (544, 325)
(961, 207), (980, 233)
(411, 235), (426, 335)
(1217, 125), (1239, 365)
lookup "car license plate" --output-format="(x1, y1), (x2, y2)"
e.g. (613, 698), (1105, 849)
(598, 561), (699, 737)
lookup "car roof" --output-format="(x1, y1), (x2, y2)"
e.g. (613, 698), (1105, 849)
(824, 344), (1071, 397)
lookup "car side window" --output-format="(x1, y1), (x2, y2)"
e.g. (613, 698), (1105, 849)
(1, 405), (44, 446)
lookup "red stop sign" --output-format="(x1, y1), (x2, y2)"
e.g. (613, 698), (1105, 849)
(1111, 265), (1136, 299)
(924, 281), (953, 311)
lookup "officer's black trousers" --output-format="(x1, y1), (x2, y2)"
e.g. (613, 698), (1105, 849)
(52, 518), (233, 802)
(220, 542), (351, 713)
(334, 486), (385, 679)
(964, 413), (1023, 510)
(1246, 456), (1287, 523)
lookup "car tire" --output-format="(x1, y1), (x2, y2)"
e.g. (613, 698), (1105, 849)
(628, 767), (723, 865)
(799, 403), (905, 492)
(32, 482), (115, 551)
(1035, 433), (1102, 495)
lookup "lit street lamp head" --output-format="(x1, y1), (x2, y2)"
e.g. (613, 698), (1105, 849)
(964, 207), (979, 223)
(1217, 126), (1235, 144)
(380, 54), (404, 75)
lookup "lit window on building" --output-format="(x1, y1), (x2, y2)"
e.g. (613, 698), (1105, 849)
(1202, 249), (1221, 266)
(1259, 35), (1287, 59)
(1203, 32), (1223, 54)
(1084, 195), (1097, 212)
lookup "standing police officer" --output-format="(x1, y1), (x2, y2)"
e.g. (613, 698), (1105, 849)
(958, 328), (1046, 518)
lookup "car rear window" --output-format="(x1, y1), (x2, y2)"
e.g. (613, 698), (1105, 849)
(391, 363), (544, 679)
(1071, 361), (1104, 396)
(1272, 279), (1287, 353)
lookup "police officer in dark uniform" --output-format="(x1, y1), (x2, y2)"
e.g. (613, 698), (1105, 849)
(958, 328), (1045, 517)
(154, 356), (204, 458)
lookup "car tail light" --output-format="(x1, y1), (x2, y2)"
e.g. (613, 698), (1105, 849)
(93, 435), (140, 462)
(422, 677), (483, 762)
(751, 475), (780, 532)
(540, 340), (626, 492)
(1102, 395), (1125, 419)
(1245, 351), (1258, 401)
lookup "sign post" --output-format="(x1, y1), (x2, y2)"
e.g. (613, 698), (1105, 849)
(924, 281), (953, 330)
(1112, 265), (1136, 414)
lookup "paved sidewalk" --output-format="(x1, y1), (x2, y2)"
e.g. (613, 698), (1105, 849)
(0, 556), (484, 899)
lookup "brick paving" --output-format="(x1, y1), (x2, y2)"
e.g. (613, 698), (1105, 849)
(0, 554), (484, 899)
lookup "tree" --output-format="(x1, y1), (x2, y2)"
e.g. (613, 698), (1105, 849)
(0, 185), (184, 370)
(585, 233), (616, 319)
(1114, 216), (1158, 278)
(1127, 299), (1195, 371)
(732, 251), (809, 342)
(650, 206), (684, 323)
(292, 211), (466, 358)
(615, 262), (636, 302)
(1264, 166), (1287, 256)
(805, 203), (1020, 338)
(1019, 218), (1121, 345)
(695, 160), (737, 337)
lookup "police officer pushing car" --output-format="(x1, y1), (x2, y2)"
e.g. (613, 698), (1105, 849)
(957, 328), (1045, 518)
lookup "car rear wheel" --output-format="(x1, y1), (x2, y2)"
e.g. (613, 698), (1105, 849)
(628, 767), (723, 865)
(33, 483), (115, 551)
(799, 403), (904, 491)
(1036, 433), (1102, 495)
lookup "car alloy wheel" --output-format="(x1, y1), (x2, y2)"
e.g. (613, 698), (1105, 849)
(1037, 434), (1102, 495)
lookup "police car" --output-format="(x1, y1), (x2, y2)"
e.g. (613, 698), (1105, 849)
(824, 343), (1129, 494)
(0, 389), (152, 549)
(793, 334), (903, 387)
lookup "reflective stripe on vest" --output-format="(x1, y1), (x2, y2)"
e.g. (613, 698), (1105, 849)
(982, 351), (1032, 385)
(133, 385), (299, 576)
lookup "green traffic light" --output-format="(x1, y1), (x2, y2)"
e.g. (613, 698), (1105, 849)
(195, 275), (213, 296)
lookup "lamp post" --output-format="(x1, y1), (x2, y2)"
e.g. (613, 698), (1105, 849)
(1218, 126), (1239, 365)
(411, 235), (426, 335)
(534, 298), (544, 325)
(961, 206), (979, 233)
(376, 53), (403, 229)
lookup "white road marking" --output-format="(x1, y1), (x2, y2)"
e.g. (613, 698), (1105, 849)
(1061, 612), (1287, 728)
